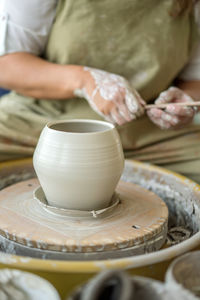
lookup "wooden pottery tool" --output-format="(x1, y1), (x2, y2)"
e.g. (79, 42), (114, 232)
(146, 101), (200, 110)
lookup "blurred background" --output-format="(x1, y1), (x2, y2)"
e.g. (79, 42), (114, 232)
(0, 88), (9, 96)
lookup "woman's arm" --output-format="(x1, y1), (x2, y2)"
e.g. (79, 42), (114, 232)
(147, 23), (200, 130)
(0, 53), (84, 99)
(0, 0), (145, 125)
(0, 52), (145, 125)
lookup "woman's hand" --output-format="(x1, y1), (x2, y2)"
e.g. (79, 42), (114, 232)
(147, 87), (197, 129)
(74, 67), (145, 125)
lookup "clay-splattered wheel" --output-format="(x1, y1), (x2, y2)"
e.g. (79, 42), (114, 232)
(0, 178), (168, 258)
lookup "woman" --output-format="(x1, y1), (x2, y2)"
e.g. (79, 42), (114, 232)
(0, 0), (200, 181)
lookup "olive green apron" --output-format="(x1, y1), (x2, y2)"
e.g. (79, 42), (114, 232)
(0, 0), (200, 181)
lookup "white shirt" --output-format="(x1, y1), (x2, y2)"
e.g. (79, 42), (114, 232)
(0, 0), (200, 80)
(0, 0), (57, 56)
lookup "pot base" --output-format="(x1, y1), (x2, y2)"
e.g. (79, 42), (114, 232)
(34, 186), (120, 218)
(0, 178), (168, 258)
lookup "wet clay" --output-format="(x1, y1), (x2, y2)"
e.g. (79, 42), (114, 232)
(0, 159), (199, 261)
(0, 179), (168, 258)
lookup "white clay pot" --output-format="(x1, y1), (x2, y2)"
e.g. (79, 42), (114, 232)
(0, 268), (60, 300)
(165, 251), (200, 298)
(33, 119), (124, 210)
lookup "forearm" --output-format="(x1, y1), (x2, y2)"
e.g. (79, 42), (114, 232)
(0, 53), (84, 99)
(176, 80), (200, 102)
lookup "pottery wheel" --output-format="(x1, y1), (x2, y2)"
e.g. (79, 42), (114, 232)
(0, 179), (168, 255)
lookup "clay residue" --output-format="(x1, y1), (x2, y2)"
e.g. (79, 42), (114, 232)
(0, 172), (34, 190)
(122, 161), (200, 234)
(0, 161), (199, 260)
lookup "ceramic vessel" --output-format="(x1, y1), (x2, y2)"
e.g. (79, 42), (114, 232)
(0, 268), (60, 300)
(165, 251), (200, 298)
(33, 119), (124, 210)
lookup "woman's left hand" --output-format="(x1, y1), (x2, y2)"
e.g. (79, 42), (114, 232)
(147, 87), (197, 129)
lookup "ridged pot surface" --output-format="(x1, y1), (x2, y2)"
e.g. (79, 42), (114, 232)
(33, 119), (124, 210)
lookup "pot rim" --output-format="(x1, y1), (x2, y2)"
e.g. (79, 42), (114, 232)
(46, 119), (115, 136)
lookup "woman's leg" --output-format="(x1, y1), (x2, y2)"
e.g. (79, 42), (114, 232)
(126, 131), (200, 184)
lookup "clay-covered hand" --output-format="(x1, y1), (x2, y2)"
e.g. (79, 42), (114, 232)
(147, 87), (196, 129)
(74, 67), (145, 125)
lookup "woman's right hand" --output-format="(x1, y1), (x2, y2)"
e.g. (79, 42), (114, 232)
(74, 67), (145, 125)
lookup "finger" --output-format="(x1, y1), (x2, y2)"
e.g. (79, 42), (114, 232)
(124, 89), (138, 113)
(149, 108), (194, 129)
(180, 92), (194, 103)
(130, 89), (145, 116)
(155, 87), (182, 104)
(117, 86), (126, 99)
(110, 107), (127, 125)
(140, 98), (146, 106)
(117, 102), (135, 122)
(147, 110), (172, 129)
(115, 93), (136, 121)
(147, 108), (179, 127)
(147, 106), (194, 129)
(136, 99), (145, 116)
(113, 92), (134, 122)
(130, 87), (146, 106)
(104, 114), (116, 124)
(125, 89), (144, 117)
(172, 115), (194, 128)
(155, 91), (173, 104)
(166, 104), (195, 117)
(161, 112), (179, 127)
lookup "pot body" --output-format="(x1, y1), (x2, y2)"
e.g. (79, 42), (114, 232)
(33, 119), (124, 210)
